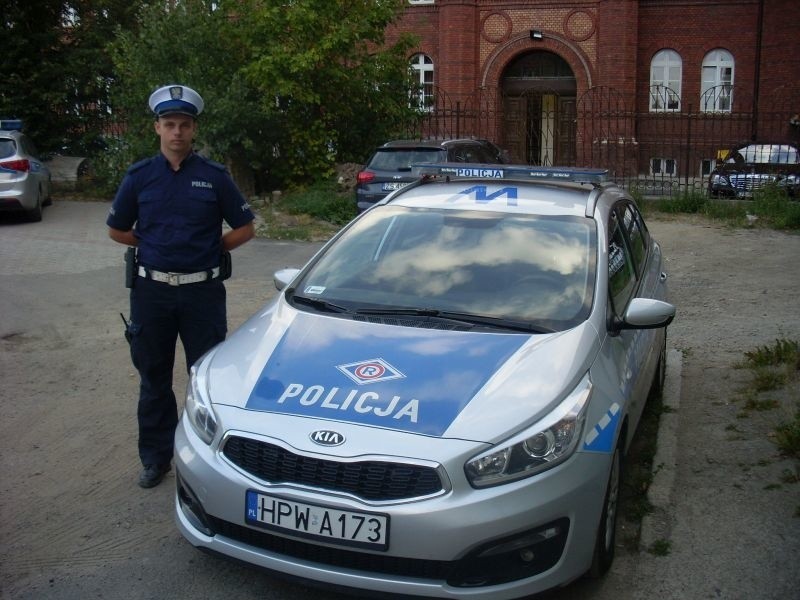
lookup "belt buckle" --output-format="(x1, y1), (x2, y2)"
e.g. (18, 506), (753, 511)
(167, 272), (181, 286)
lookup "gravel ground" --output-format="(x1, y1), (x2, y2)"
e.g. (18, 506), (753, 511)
(0, 202), (798, 600)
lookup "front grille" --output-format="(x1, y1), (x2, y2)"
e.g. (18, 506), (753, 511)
(730, 174), (772, 193)
(222, 436), (443, 501)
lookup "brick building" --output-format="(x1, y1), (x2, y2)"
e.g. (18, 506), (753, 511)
(385, 0), (800, 187)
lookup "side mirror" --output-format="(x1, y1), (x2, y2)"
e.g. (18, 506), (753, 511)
(273, 268), (300, 291)
(617, 298), (675, 331)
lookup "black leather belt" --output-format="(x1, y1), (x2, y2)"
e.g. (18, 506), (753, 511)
(138, 266), (220, 286)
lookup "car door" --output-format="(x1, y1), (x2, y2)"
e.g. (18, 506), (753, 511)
(603, 202), (662, 441)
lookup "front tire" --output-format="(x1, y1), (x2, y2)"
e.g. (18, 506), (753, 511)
(589, 445), (621, 578)
(649, 331), (667, 399)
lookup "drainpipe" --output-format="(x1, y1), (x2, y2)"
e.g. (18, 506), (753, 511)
(751, 0), (764, 141)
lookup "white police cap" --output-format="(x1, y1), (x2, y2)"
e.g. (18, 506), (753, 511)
(148, 85), (204, 118)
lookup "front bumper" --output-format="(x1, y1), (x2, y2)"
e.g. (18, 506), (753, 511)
(174, 412), (611, 600)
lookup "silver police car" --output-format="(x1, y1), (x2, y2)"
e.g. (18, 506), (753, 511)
(0, 120), (52, 222)
(175, 164), (675, 599)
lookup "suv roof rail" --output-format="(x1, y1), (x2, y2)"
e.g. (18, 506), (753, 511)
(414, 163), (608, 185)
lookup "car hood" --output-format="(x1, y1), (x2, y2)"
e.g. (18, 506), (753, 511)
(206, 299), (599, 444)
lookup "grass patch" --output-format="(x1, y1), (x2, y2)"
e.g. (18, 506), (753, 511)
(775, 410), (800, 458)
(737, 339), (800, 459)
(258, 180), (356, 241)
(640, 186), (800, 230)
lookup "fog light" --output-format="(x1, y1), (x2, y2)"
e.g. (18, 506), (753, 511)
(177, 471), (214, 537)
(519, 549), (535, 562)
(448, 518), (570, 587)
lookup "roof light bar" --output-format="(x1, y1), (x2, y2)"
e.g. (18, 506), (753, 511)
(414, 162), (608, 184)
(0, 119), (23, 131)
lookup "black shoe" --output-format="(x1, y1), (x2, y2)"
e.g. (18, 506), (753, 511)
(138, 463), (171, 488)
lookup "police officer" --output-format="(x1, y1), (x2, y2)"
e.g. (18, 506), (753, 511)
(107, 85), (255, 488)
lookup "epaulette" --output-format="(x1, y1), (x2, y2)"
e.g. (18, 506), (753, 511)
(126, 157), (155, 174)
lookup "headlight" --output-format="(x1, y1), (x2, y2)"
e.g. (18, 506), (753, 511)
(465, 374), (592, 488)
(185, 363), (218, 445)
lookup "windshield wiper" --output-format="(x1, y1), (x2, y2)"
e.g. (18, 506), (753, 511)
(355, 307), (554, 333)
(286, 289), (350, 314)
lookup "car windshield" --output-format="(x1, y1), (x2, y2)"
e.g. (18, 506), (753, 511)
(368, 149), (447, 171)
(737, 144), (799, 165)
(291, 206), (596, 332)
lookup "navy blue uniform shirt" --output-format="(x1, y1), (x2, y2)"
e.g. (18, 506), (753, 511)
(107, 152), (255, 272)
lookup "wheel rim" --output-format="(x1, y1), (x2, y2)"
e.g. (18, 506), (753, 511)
(604, 449), (620, 550)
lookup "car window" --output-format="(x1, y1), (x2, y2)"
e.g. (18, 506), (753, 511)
(619, 204), (648, 277)
(608, 211), (636, 315)
(294, 206), (596, 331)
(739, 144), (799, 165)
(369, 149), (446, 171)
(450, 144), (494, 163)
(0, 139), (16, 159)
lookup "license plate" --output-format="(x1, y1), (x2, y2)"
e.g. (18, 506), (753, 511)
(382, 182), (408, 191)
(245, 490), (389, 550)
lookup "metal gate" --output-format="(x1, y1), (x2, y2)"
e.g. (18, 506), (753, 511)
(410, 83), (799, 195)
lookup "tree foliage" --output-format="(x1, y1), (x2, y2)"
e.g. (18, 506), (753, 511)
(107, 0), (418, 190)
(1, 0), (142, 154)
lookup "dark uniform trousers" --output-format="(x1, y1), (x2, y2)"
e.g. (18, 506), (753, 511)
(129, 276), (226, 466)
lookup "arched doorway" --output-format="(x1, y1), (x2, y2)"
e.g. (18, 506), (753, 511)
(501, 51), (577, 165)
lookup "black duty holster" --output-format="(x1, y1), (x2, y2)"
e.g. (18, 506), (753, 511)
(124, 247), (138, 288)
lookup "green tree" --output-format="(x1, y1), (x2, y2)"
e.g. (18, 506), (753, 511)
(1, 0), (69, 151)
(240, 0), (417, 182)
(107, 0), (417, 191)
(1, 0), (142, 154)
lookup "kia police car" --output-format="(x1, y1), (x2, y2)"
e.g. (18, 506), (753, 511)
(175, 164), (675, 599)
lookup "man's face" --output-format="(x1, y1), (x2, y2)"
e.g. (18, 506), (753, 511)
(154, 114), (197, 154)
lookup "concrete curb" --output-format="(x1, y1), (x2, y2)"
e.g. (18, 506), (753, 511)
(639, 348), (682, 551)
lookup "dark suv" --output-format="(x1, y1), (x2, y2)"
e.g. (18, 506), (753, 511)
(708, 142), (799, 198)
(355, 139), (507, 212)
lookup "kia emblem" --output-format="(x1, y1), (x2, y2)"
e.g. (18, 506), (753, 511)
(310, 430), (345, 447)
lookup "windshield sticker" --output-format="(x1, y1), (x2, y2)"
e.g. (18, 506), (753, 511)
(304, 285), (326, 295)
(608, 243), (626, 277)
(245, 319), (527, 436)
(447, 185), (518, 206)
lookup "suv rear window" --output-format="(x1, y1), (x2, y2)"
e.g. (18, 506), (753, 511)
(0, 139), (16, 159)
(368, 148), (447, 171)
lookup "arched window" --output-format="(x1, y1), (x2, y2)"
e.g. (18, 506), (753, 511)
(649, 49), (682, 111)
(701, 49), (734, 112)
(410, 54), (434, 111)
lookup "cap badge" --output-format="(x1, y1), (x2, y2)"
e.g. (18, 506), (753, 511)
(169, 86), (183, 100)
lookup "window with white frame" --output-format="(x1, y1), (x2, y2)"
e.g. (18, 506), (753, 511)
(701, 49), (734, 112)
(410, 53), (434, 111)
(651, 157), (677, 177)
(701, 158), (716, 178)
(650, 49), (682, 111)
